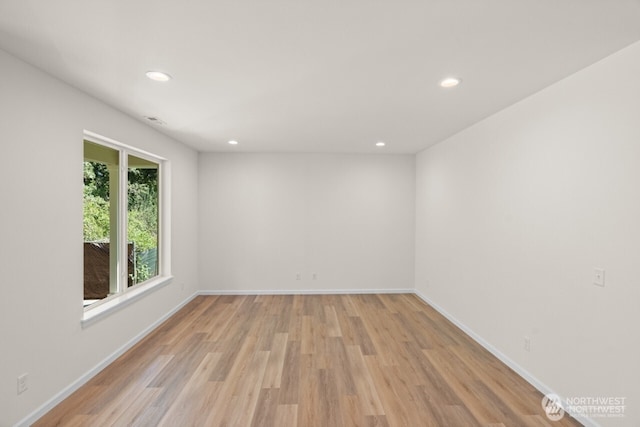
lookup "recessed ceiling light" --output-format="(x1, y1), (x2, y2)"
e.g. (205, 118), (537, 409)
(440, 77), (461, 88)
(145, 71), (172, 82)
(376, 141), (386, 147)
(228, 140), (239, 145)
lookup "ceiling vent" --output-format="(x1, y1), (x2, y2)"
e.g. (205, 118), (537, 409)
(144, 116), (166, 125)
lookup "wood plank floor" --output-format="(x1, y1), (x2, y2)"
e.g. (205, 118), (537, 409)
(35, 294), (582, 426)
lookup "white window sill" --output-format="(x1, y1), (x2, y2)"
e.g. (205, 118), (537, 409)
(82, 275), (173, 328)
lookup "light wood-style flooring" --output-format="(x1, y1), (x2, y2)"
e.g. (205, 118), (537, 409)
(35, 294), (581, 426)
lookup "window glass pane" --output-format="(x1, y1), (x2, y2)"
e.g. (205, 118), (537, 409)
(127, 154), (159, 285)
(83, 141), (119, 306)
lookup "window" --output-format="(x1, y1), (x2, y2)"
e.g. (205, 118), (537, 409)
(83, 132), (170, 320)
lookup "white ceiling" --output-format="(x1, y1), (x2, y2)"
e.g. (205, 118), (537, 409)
(1, 1), (640, 154)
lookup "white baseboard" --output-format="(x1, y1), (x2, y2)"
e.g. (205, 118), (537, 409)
(413, 290), (600, 427)
(15, 292), (199, 427)
(198, 288), (414, 296)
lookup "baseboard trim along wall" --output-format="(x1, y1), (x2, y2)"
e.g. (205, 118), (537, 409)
(413, 291), (600, 427)
(17, 288), (597, 427)
(15, 292), (199, 427)
(198, 288), (415, 296)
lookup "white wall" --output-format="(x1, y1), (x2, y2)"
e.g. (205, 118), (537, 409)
(415, 42), (640, 426)
(198, 153), (415, 292)
(0, 49), (199, 426)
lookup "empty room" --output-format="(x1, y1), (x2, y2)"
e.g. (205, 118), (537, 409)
(1, 1), (639, 426)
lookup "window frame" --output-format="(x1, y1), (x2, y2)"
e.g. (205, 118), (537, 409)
(82, 130), (172, 327)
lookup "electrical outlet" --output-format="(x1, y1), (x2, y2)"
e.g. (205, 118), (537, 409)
(17, 373), (28, 395)
(296, 273), (301, 281)
(312, 273), (317, 280)
(594, 268), (605, 287)
(524, 336), (531, 352)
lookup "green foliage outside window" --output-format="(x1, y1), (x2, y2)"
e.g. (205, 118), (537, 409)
(83, 161), (158, 284)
